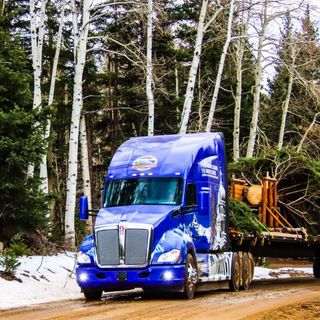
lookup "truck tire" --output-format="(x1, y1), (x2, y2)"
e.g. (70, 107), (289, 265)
(248, 252), (255, 282)
(229, 252), (241, 292)
(241, 253), (250, 290)
(313, 259), (320, 278)
(83, 289), (102, 301)
(183, 253), (197, 299)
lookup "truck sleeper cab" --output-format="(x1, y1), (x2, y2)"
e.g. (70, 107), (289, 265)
(76, 133), (253, 299)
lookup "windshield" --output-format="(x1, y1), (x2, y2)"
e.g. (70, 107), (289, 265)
(104, 177), (183, 207)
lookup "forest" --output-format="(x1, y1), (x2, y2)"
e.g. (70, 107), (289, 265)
(0, 0), (319, 250)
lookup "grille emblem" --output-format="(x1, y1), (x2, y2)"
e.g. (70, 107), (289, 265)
(119, 225), (125, 235)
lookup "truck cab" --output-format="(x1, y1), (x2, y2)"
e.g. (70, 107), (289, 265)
(76, 133), (248, 299)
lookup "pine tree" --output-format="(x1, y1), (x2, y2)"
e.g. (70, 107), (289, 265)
(0, 2), (47, 242)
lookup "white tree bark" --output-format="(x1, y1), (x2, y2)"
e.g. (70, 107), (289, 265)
(80, 115), (93, 231)
(40, 0), (66, 194)
(277, 67), (294, 149)
(205, 0), (235, 132)
(246, 0), (268, 158)
(233, 36), (245, 161)
(179, 0), (209, 134)
(29, 0), (46, 177)
(65, 0), (90, 247)
(233, 0), (250, 162)
(146, 0), (154, 136)
(297, 112), (320, 152)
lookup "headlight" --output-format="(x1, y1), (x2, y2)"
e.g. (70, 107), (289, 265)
(77, 251), (91, 264)
(158, 249), (181, 263)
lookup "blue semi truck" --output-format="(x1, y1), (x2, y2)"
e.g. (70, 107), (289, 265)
(76, 133), (320, 300)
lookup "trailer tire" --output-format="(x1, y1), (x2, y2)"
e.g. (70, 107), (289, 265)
(248, 252), (255, 282)
(313, 259), (320, 278)
(241, 253), (250, 290)
(83, 289), (102, 301)
(183, 253), (197, 299)
(229, 252), (241, 292)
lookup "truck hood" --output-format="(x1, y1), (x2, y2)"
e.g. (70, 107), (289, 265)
(95, 205), (179, 228)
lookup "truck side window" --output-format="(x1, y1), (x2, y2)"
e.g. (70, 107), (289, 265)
(186, 184), (197, 206)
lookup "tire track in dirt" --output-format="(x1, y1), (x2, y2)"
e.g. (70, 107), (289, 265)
(0, 279), (319, 320)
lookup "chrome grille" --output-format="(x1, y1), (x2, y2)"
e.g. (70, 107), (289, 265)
(125, 229), (149, 265)
(96, 229), (119, 265)
(95, 223), (151, 268)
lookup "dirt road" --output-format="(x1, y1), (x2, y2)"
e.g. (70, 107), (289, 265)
(1, 279), (320, 320)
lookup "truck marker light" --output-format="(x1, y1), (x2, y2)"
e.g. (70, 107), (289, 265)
(132, 173), (138, 176)
(163, 271), (173, 281)
(140, 173), (145, 176)
(79, 272), (88, 282)
(175, 172), (181, 176)
(147, 173), (153, 176)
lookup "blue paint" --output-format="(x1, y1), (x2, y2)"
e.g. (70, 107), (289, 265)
(76, 133), (232, 294)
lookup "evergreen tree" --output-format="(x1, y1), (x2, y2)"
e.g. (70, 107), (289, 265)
(0, 3), (47, 242)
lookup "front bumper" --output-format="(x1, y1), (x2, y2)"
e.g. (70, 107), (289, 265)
(76, 264), (186, 292)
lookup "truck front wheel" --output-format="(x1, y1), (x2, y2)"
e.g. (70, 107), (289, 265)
(229, 252), (241, 292)
(313, 259), (320, 278)
(183, 253), (197, 299)
(83, 289), (102, 301)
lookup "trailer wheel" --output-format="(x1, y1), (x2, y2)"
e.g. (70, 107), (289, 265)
(83, 289), (102, 301)
(313, 259), (320, 278)
(183, 253), (197, 299)
(241, 253), (250, 290)
(229, 252), (241, 292)
(248, 252), (255, 282)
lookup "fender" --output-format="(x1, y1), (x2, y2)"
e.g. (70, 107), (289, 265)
(150, 228), (196, 265)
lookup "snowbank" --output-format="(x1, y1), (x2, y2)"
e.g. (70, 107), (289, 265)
(0, 252), (314, 310)
(0, 252), (81, 310)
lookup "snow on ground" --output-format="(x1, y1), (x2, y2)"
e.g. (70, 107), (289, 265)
(254, 266), (313, 280)
(0, 253), (314, 310)
(0, 252), (82, 310)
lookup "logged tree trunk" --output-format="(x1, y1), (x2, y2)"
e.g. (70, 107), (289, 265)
(205, 0), (234, 132)
(65, 0), (90, 247)
(179, 0), (209, 134)
(146, 0), (154, 136)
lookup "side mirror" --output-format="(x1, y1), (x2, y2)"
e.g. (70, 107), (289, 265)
(79, 195), (89, 220)
(199, 191), (210, 215)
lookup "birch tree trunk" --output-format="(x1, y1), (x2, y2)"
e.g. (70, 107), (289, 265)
(40, 0), (65, 194)
(29, 0), (46, 177)
(277, 67), (294, 149)
(80, 115), (93, 231)
(297, 112), (320, 152)
(233, 36), (245, 161)
(233, 0), (250, 161)
(146, 0), (154, 136)
(0, 0), (5, 15)
(65, 0), (90, 247)
(246, 0), (268, 158)
(179, 0), (209, 134)
(205, 0), (235, 132)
